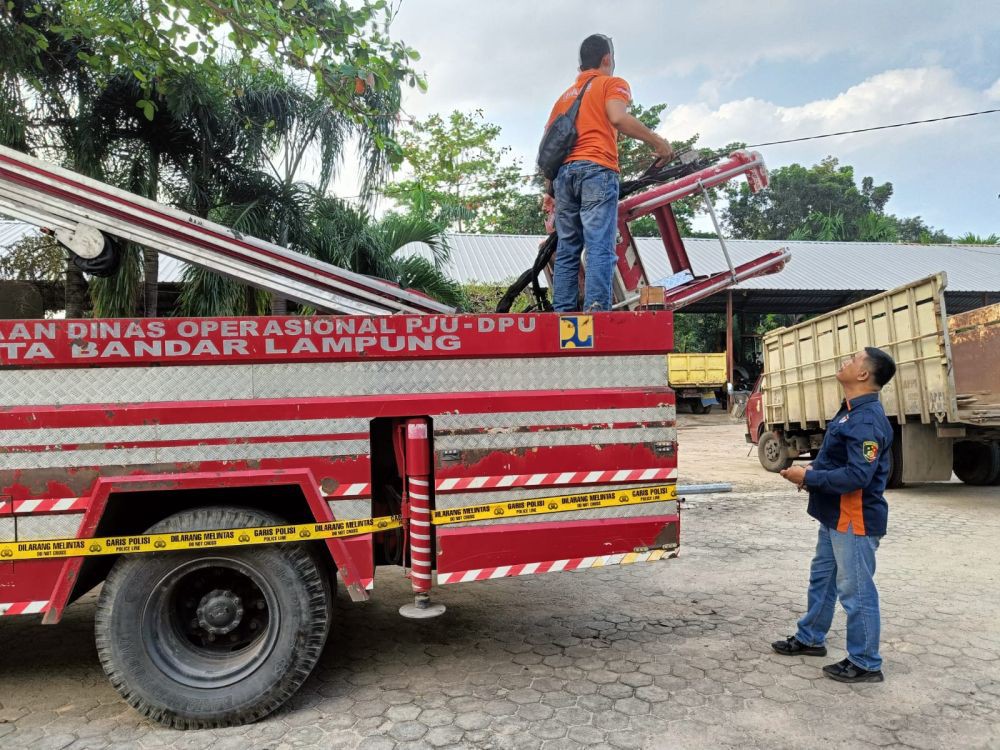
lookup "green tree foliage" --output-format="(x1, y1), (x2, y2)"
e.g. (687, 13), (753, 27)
(889, 215), (951, 244)
(385, 110), (525, 232)
(618, 102), (736, 238)
(0, 233), (65, 281)
(178, 196), (464, 316)
(954, 233), (999, 245)
(1, 0), (420, 317)
(724, 157), (898, 241)
(2, 0), (420, 151)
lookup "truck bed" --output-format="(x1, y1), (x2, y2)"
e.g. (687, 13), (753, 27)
(760, 273), (994, 429)
(949, 302), (1000, 425)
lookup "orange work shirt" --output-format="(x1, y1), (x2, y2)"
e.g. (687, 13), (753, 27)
(545, 70), (632, 173)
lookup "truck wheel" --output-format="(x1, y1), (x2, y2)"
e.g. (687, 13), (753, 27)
(691, 402), (707, 414)
(758, 430), (792, 472)
(953, 441), (1000, 485)
(95, 507), (332, 729)
(886, 435), (904, 489)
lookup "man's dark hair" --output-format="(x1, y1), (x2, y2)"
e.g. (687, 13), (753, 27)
(864, 346), (896, 387)
(579, 34), (613, 70)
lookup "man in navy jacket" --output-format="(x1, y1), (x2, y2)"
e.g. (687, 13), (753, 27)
(772, 347), (897, 683)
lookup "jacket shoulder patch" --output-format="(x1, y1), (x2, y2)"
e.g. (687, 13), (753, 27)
(862, 440), (879, 463)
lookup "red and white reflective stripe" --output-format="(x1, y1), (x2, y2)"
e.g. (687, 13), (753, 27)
(0, 600), (49, 616)
(407, 475), (433, 592)
(435, 549), (670, 585)
(325, 468), (677, 498)
(326, 483), (372, 498)
(10, 497), (89, 514)
(435, 467), (676, 493)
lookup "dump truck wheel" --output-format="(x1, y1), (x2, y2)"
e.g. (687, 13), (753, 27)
(953, 441), (1000, 485)
(758, 430), (792, 472)
(691, 401), (707, 414)
(95, 507), (332, 729)
(886, 436), (904, 489)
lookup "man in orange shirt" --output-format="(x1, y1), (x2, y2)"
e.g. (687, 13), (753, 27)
(543, 34), (674, 312)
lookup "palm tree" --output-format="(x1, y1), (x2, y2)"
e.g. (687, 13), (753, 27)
(953, 233), (999, 245)
(177, 192), (464, 316)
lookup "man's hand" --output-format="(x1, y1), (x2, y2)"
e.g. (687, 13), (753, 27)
(652, 139), (675, 167)
(780, 465), (807, 490)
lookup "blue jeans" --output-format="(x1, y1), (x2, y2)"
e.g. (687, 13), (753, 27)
(553, 161), (620, 312)
(795, 523), (883, 671)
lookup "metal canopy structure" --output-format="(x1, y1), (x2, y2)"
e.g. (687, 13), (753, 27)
(0, 145), (454, 316)
(398, 234), (1000, 315)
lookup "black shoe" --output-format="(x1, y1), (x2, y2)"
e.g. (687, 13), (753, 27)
(822, 658), (884, 683)
(771, 635), (827, 657)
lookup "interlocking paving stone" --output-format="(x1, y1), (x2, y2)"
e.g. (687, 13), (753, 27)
(2, 445), (999, 749)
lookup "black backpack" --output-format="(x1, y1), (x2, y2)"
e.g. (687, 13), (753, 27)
(536, 78), (595, 180)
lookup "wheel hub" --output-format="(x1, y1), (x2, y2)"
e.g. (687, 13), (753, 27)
(196, 589), (244, 635)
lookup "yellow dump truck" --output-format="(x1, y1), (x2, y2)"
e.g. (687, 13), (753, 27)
(748, 273), (1000, 485)
(667, 353), (727, 414)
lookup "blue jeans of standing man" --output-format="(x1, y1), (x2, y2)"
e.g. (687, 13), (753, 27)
(553, 160), (620, 312)
(795, 523), (883, 671)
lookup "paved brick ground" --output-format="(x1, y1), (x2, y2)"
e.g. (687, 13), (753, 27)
(2, 426), (999, 749)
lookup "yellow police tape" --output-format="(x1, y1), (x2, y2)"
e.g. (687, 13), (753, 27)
(430, 483), (677, 525)
(0, 483), (677, 562)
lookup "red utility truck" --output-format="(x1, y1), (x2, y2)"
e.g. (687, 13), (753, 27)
(0, 144), (786, 727)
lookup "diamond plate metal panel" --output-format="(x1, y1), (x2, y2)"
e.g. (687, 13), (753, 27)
(16, 513), (83, 540)
(0, 365), (254, 406)
(250, 356), (667, 399)
(0, 425), (157, 447)
(0, 420), (368, 452)
(0, 355), (666, 407)
(327, 499), (372, 520)
(0, 440), (369, 471)
(0, 517), (13, 542)
(433, 426), (677, 453)
(434, 406), (676, 431)
(158, 418), (370, 442)
(0, 447), (156, 471)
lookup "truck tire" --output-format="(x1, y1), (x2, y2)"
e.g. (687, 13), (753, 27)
(993, 443), (1000, 486)
(95, 507), (332, 729)
(953, 441), (1000, 485)
(691, 401), (707, 414)
(758, 430), (792, 472)
(886, 433), (904, 489)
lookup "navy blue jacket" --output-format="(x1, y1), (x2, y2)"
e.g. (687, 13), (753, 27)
(804, 392), (892, 536)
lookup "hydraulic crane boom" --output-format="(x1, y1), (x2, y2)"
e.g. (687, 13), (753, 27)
(0, 145), (454, 316)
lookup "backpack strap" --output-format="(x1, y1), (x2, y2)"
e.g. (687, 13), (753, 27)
(565, 77), (596, 122)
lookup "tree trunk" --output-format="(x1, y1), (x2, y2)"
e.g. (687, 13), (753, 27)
(142, 248), (159, 316)
(65, 259), (87, 318)
(142, 151), (160, 316)
(269, 218), (290, 315)
(270, 292), (287, 316)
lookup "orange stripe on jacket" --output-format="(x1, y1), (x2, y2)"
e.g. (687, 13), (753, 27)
(837, 490), (866, 535)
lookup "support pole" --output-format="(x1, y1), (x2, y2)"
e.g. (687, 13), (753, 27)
(726, 290), (734, 387)
(399, 418), (445, 619)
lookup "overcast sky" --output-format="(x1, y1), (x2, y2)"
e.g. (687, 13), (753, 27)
(338, 0), (1000, 238)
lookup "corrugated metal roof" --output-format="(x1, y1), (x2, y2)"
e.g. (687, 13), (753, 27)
(403, 233), (1000, 294)
(0, 221), (39, 249)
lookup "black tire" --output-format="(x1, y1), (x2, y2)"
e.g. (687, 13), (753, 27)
(953, 441), (1000, 485)
(993, 443), (1000, 486)
(95, 507), (332, 729)
(886, 432), (904, 489)
(758, 430), (792, 472)
(690, 401), (707, 415)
